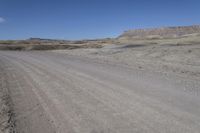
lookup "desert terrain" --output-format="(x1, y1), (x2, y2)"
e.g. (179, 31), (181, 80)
(0, 25), (200, 133)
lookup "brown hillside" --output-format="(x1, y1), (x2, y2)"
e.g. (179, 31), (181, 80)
(119, 25), (200, 40)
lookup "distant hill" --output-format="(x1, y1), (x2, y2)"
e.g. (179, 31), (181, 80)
(118, 25), (200, 40)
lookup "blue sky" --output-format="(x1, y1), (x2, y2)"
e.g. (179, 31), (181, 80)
(0, 0), (200, 40)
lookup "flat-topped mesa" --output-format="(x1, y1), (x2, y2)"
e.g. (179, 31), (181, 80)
(118, 25), (200, 40)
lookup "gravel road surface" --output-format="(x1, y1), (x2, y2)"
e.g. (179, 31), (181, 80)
(0, 51), (200, 133)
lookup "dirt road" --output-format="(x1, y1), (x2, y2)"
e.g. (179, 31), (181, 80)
(0, 51), (200, 133)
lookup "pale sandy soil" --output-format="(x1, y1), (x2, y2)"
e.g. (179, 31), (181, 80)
(55, 43), (200, 79)
(0, 48), (200, 133)
(0, 66), (15, 133)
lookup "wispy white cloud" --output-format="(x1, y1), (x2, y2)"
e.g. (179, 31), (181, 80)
(0, 17), (5, 23)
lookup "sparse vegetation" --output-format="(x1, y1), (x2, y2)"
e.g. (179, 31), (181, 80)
(0, 25), (200, 51)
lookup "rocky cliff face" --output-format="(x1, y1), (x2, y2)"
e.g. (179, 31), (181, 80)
(119, 25), (200, 40)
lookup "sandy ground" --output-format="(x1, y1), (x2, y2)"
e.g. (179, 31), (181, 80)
(0, 50), (200, 133)
(0, 65), (15, 133)
(56, 43), (200, 79)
